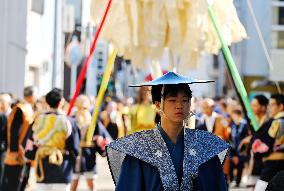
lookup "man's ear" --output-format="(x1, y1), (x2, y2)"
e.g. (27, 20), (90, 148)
(154, 101), (161, 110)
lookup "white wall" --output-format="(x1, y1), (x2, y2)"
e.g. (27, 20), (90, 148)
(26, 0), (65, 96)
(238, 0), (271, 77)
(0, 0), (27, 97)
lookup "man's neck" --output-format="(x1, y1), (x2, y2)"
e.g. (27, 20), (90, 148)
(142, 100), (150, 105)
(234, 118), (243, 125)
(49, 108), (60, 113)
(160, 119), (183, 144)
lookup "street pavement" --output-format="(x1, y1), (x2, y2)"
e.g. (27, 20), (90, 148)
(78, 155), (253, 191)
(78, 155), (115, 191)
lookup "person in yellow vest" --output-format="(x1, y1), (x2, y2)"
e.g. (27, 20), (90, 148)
(2, 86), (36, 191)
(128, 86), (157, 134)
(24, 88), (80, 191)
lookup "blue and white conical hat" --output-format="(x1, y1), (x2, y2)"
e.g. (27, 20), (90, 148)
(129, 72), (214, 87)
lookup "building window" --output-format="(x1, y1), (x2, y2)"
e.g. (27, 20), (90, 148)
(272, 1), (284, 49)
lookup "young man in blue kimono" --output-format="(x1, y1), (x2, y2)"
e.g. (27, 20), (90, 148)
(106, 72), (230, 191)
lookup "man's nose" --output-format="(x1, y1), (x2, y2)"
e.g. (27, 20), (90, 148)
(176, 101), (183, 109)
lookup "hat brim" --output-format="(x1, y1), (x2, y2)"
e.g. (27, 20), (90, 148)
(129, 72), (214, 87)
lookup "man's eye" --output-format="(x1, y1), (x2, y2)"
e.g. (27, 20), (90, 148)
(183, 100), (188, 102)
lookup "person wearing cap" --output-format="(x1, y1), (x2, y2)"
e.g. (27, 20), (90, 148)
(106, 72), (229, 190)
(2, 86), (36, 191)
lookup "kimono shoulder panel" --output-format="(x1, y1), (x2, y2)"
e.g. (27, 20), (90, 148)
(106, 127), (229, 190)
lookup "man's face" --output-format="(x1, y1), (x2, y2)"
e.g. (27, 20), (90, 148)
(0, 94), (11, 113)
(141, 87), (152, 102)
(251, 98), (262, 115)
(231, 113), (242, 124)
(25, 95), (36, 105)
(201, 101), (213, 116)
(269, 98), (283, 118)
(0, 101), (4, 113)
(1, 102), (9, 113)
(162, 91), (190, 124)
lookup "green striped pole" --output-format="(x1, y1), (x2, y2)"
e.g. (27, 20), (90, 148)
(206, 1), (259, 131)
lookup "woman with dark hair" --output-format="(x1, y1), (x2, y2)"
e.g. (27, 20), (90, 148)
(106, 72), (229, 190)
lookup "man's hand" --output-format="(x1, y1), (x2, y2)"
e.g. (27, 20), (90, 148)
(95, 136), (111, 151)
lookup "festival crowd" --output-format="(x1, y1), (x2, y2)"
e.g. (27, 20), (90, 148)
(0, 85), (283, 191)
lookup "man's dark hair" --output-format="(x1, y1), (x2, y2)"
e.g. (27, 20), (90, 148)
(151, 84), (192, 103)
(270, 94), (284, 106)
(254, 94), (268, 107)
(45, 88), (63, 108)
(24, 86), (35, 97)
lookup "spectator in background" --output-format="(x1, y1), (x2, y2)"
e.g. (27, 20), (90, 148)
(247, 94), (271, 187)
(197, 98), (230, 140)
(71, 95), (111, 191)
(0, 94), (12, 188)
(2, 86), (36, 191)
(34, 96), (49, 117)
(0, 94), (12, 117)
(226, 98), (239, 119)
(100, 101), (119, 140)
(251, 95), (269, 127)
(229, 108), (250, 187)
(196, 98), (231, 183)
(128, 87), (157, 134)
(214, 97), (230, 119)
(253, 94), (284, 191)
(24, 88), (79, 191)
(116, 100), (130, 137)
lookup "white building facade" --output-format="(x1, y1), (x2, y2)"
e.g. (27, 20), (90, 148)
(0, 0), (28, 97)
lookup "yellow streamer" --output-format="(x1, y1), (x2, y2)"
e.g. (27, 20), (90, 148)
(86, 49), (118, 143)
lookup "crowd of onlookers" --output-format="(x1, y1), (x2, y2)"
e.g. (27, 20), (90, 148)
(0, 86), (283, 190)
(191, 94), (284, 191)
